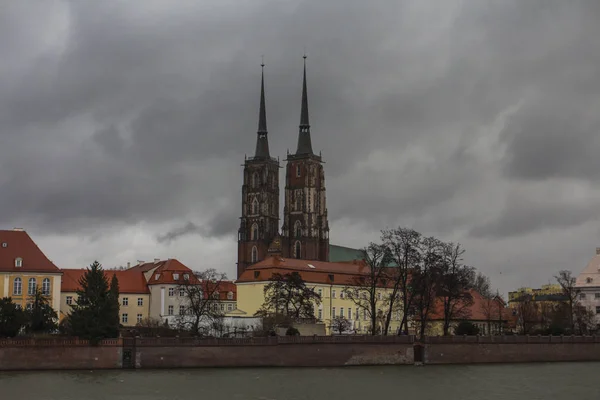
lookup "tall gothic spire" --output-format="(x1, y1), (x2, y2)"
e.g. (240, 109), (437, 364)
(255, 62), (270, 158)
(296, 55), (314, 155)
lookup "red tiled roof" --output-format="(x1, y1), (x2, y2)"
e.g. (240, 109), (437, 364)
(0, 229), (61, 273)
(237, 256), (370, 285)
(428, 290), (509, 321)
(61, 268), (150, 294)
(129, 259), (196, 285)
(211, 280), (236, 301)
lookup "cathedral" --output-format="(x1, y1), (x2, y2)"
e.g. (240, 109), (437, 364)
(237, 57), (330, 279)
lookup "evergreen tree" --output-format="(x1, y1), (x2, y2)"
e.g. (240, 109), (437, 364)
(0, 297), (27, 338)
(25, 289), (58, 334)
(68, 261), (120, 343)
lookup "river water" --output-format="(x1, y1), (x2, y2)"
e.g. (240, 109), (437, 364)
(2, 363), (599, 399)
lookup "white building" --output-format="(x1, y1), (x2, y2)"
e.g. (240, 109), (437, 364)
(575, 248), (600, 324)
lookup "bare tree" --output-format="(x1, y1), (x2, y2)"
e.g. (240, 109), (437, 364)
(515, 296), (538, 334)
(412, 236), (443, 339)
(255, 272), (321, 320)
(554, 270), (581, 333)
(437, 242), (474, 336)
(330, 316), (352, 335)
(343, 243), (390, 335)
(471, 271), (493, 298)
(574, 305), (597, 335)
(175, 268), (227, 336)
(480, 295), (497, 335)
(381, 227), (423, 335)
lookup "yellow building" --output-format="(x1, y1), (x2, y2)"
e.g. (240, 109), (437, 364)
(60, 268), (150, 327)
(0, 228), (62, 315)
(236, 256), (403, 335)
(508, 284), (567, 311)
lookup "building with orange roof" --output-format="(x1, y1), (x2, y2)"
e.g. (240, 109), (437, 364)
(422, 290), (509, 336)
(60, 268), (151, 326)
(0, 228), (63, 315)
(60, 258), (239, 328)
(236, 255), (403, 335)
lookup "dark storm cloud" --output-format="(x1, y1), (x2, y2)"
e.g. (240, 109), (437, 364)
(2, 0), (600, 290)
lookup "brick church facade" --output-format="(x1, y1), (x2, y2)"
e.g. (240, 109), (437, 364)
(237, 58), (330, 279)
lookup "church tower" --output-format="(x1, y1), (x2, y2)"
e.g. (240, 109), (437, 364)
(237, 64), (281, 278)
(281, 57), (330, 261)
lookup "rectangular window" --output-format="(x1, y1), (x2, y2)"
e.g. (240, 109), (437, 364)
(340, 291), (345, 299)
(122, 314), (128, 323)
(318, 288), (322, 296)
(596, 306), (600, 314)
(348, 308), (352, 320)
(137, 314), (143, 323)
(179, 305), (185, 315)
(340, 307), (344, 318)
(220, 303), (225, 311)
(168, 305), (174, 315)
(332, 307), (336, 318)
(138, 298), (143, 306)
(332, 289), (336, 299)
(227, 303), (233, 311)
(180, 288), (185, 296)
(122, 297), (128, 306)
(318, 308), (323, 320)
(66, 296), (73, 305)
(580, 293), (586, 300)
(595, 293), (600, 299)
(356, 308), (359, 321)
(169, 288), (175, 297)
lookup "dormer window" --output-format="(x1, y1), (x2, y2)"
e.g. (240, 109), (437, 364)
(586, 277), (593, 284)
(227, 291), (234, 300)
(183, 274), (189, 280)
(254, 271), (260, 279)
(155, 273), (161, 280)
(15, 257), (22, 267)
(2, 242), (7, 248)
(173, 273), (179, 280)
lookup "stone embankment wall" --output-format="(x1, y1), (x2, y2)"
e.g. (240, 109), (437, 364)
(421, 335), (600, 364)
(2, 335), (600, 370)
(0, 338), (122, 370)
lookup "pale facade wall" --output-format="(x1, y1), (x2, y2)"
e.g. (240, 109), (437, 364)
(0, 272), (62, 315)
(577, 287), (600, 324)
(148, 284), (186, 322)
(60, 291), (150, 327)
(236, 281), (403, 335)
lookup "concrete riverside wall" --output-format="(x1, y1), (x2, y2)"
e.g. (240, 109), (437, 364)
(422, 335), (600, 364)
(0, 338), (122, 371)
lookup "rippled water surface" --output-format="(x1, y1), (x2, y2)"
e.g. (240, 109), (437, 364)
(3, 363), (600, 399)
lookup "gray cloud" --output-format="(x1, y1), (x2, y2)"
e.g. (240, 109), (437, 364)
(2, 0), (600, 294)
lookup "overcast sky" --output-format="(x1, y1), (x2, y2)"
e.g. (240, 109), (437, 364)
(2, 0), (600, 296)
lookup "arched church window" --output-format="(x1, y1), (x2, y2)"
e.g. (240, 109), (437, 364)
(251, 223), (259, 241)
(294, 241), (301, 259)
(296, 194), (302, 211)
(294, 221), (302, 238)
(296, 165), (301, 177)
(251, 246), (258, 263)
(252, 198), (259, 215)
(252, 172), (259, 188)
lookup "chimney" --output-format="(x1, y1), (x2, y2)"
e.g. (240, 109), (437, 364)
(127, 262), (131, 269)
(13, 227), (24, 231)
(154, 258), (160, 263)
(596, 247), (600, 255)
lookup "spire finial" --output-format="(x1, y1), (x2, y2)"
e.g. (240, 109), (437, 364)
(296, 53), (314, 155)
(254, 60), (270, 158)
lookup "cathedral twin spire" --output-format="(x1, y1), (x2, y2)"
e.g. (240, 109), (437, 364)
(253, 57), (314, 158)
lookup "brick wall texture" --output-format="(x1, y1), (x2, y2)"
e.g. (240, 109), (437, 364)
(2, 336), (600, 370)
